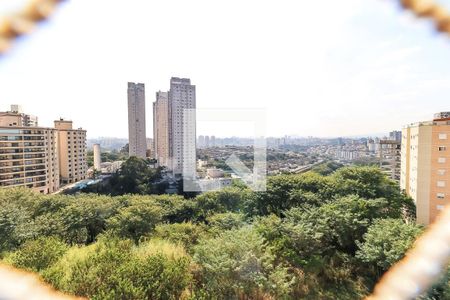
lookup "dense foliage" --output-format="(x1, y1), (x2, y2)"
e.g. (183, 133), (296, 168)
(82, 156), (167, 195)
(1, 166), (447, 299)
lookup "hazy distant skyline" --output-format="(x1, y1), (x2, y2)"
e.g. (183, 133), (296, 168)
(1, 0), (450, 139)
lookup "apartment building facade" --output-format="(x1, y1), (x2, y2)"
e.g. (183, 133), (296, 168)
(153, 91), (170, 168)
(54, 119), (88, 184)
(400, 112), (450, 225)
(0, 127), (59, 193)
(0, 110), (87, 194)
(169, 77), (196, 176)
(152, 78), (196, 176)
(127, 82), (147, 159)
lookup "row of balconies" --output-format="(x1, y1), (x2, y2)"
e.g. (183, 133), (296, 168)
(0, 171), (47, 182)
(0, 176), (47, 187)
(0, 143), (46, 148)
(0, 159), (46, 168)
(0, 148), (46, 154)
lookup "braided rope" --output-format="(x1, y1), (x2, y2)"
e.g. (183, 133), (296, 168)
(368, 205), (450, 299)
(0, 263), (83, 299)
(0, 0), (65, 54)
(400, 0), (450, 34)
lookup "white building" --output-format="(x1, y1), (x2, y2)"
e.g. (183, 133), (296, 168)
(198, 178), (232, 191)
(152, 78), (197, 177)
(207, 168), (224, 178)
(93, 144), (101, 170)
(169, 77), (196, 176)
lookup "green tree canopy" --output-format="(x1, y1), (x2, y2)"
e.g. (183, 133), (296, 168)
(356, 218), (423, 271)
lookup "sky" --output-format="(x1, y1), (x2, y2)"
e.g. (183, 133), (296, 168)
(1, 0), (450, 139)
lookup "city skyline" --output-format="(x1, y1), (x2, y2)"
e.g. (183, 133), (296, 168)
(1, 0), (450, 138)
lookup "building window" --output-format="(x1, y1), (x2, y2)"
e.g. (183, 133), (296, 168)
(437, 181), (446, 188)
(437, 193), (445, 199)
(438, 169), (446, 176)
(438, 146), (447, 151)
(439, 133), (447, 140)
(438, 157), (446, 163)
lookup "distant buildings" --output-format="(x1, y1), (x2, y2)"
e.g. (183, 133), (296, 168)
(86, 137), (128, 151)
(0, 105), (38, 127)
(197, 135), (218, 148)
(198, 135), (205, 148)
(153, 77), (196, 176)
(127, 82), (147, 158)
(0, 107), (87, 194)
(378, 139), (401, 182)
(389, 130), (402, 142)
(99, 161), (123, 174)
(206, 168), (224, 178)
(401, 112), (450, 225)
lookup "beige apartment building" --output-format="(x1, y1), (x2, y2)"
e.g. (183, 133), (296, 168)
(127, 82), (147, 159)
(54, 119), (88, 184)
(153, 91), (170, 168)
(0, 127), (59, 193)
(400, 112), (450, 225)
(0, 109), (87, 194)
(152, 78), (196, 176)
(0, 105), (38, 127)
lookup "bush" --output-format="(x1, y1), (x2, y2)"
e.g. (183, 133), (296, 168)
(106, 201), (163, 242)
(356, 218), (423, 271)
(43, 236), (192, 299)
(193, 227), (294, 298)
(207, 212), (246, 232)
(154, 222), (205, 250)
(4, 236), (68, 272)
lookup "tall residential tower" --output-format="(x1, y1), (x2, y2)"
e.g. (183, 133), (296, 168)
(127, 82), (147, 158)
(152, 77), (196, 176)
(153, 91), (170, 168)
(401, 112), (450, 225)
(169, 77), (196, 176)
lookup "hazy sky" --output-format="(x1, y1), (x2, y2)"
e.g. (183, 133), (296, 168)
(1, 0), (450, 139)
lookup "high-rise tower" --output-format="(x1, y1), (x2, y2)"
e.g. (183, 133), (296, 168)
(153, 91), (170, 168)
(169, 77), (196, 176)
(127, 82), (147, 158)
(152, 78), (196, 176)
(401, 112), (450, 225)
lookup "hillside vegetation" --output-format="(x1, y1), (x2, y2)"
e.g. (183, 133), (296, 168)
(1, 166), (448, 299)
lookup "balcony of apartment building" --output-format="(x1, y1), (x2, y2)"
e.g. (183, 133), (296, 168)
(0, 166), (24, 175)
(24, 153), (45, 159)
(0, 148), (24, 155)
(0, 142), (22, 148)
(0, 135), (23, 141)
(0, 173), (47, 187)
(0, 154), (25, 161)
(0, 172), (25, 183)
(23, 147), (46, 153)
(0, 178), (25, 187)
